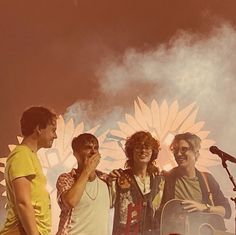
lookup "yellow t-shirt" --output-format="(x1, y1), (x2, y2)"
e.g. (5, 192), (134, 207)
(0, 145), (51, 235)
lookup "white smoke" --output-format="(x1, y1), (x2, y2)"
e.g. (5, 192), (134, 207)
(66, 23), (236, 232)
(66, 22), (236, 164)
(96, 23), (236, 151)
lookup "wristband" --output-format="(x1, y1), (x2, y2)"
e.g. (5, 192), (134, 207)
(203, 203), (211, 213)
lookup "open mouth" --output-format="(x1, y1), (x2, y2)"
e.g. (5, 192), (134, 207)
(175, 155), (187, 162)
(138, 157), (146, 160)
(139, 153), (149, 158)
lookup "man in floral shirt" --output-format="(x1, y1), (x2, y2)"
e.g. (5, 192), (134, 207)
(56, 133), (110, 235)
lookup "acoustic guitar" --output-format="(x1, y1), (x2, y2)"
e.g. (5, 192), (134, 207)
(160, 199), (233, 235)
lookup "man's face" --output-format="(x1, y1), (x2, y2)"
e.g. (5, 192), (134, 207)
(173, 139), (197, 169)
(133, 141), (153, 166)
(75, 141), (99, 166)
(38, 118), (57, 148)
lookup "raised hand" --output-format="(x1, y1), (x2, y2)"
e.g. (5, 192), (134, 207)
(83, 152), (101, 176)
(108, 169), (123, 181)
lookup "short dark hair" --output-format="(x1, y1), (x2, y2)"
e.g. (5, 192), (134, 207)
(125, 131), (160, 173)
(71, 133), (99, 153)
(20, 106), (57, 137)
(170, 132), (201, 153)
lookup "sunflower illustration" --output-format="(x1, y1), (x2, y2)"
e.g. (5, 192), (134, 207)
(104, 97), (219, 172)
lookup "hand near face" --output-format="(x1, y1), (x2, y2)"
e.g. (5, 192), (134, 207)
(83, 152), (101, 175)
(181, 200), (206, 213)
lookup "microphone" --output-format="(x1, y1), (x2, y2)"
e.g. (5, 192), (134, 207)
(209, 146), (236, 164)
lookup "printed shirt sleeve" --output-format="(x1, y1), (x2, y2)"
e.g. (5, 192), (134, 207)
(9, 151), (36, 181)
(56, 172), (74, 210)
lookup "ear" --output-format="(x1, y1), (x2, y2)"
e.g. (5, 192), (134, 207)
(73, 151), (80, 159)
(35, 125), (42, 135)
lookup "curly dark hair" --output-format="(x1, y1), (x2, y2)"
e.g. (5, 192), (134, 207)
(124, 131), (160, 173)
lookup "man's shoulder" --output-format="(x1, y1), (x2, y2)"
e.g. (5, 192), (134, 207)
(197, 170), (216, 183)
(57, 169), (76, 182)
(7, 145), (33, 162)
(96, 170), (109, 182)
(162, 167), (178, 177)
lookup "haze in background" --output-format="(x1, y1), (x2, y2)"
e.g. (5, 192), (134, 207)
(67, 23), (236, 155)
(66, 23), (236, 232)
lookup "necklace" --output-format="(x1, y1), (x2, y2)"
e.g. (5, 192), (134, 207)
(139, 176), (147, 193)
(134, 175), (150, 194)
(85, 177), (99, 200)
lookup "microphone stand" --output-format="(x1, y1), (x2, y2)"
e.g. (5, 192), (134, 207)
(220, 155), (236, 235)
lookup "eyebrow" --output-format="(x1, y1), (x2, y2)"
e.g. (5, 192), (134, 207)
(83, 143), (98, 147)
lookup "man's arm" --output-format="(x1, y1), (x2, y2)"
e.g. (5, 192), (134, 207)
(181, 200), (226, 217)
(60, 153), (100, 208)
(107, 169), (125, 208)
(207, 173), (232, 218)
(60, 169), (90, 208)
(12, 176), (39, 235)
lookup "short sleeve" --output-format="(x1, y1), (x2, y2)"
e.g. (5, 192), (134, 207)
(9, 151), (36, 181)
(56, 173), (74, 209)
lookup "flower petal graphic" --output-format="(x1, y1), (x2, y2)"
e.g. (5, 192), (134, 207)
(170, 102), (196, 131)
(108, 98), (216, 173)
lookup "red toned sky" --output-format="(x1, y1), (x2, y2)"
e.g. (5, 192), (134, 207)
(1, 0), (236, 156)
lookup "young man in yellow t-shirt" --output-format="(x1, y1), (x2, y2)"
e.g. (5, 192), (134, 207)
(0, 106), (57, 235)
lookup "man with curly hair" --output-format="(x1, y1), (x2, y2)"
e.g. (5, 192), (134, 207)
(110, 131), (164, 235)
